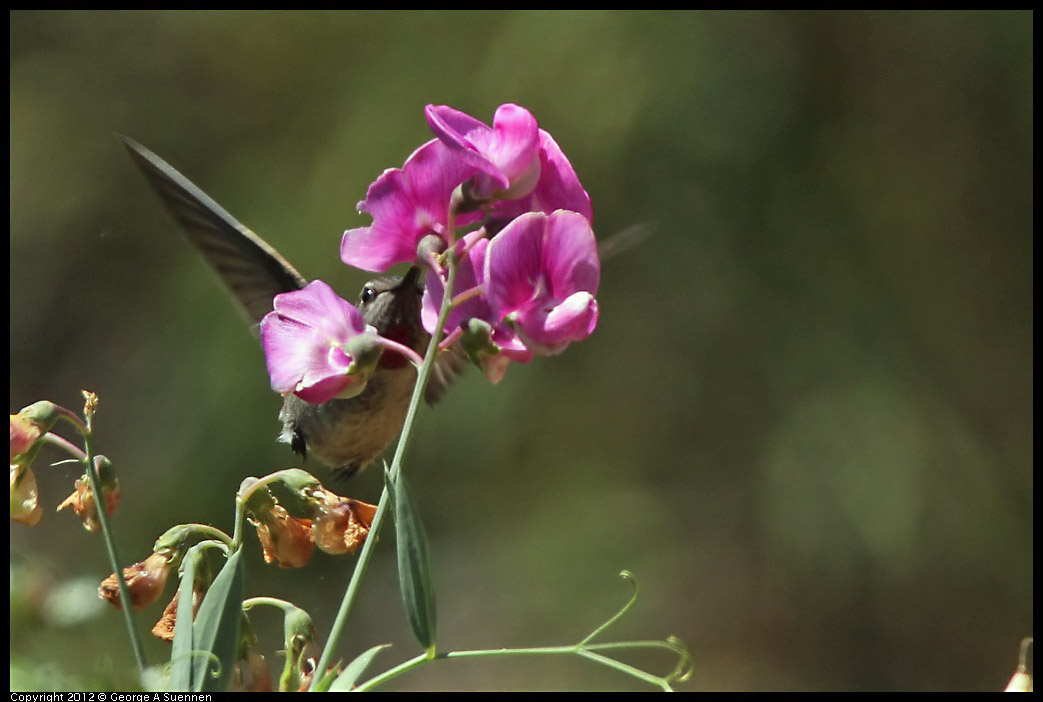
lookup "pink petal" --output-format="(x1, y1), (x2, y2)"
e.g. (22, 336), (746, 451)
(477, 104), (540, 183)
(485, 129), (592, 226)
(340, 224), (414, 273)
(531, 130), (593, 222)
(425, 104), (488, 152)
(260, 282), (371, 403)
(260, 315), (327, 394)
(484, 212), (546, 318)
(420, 269), (442, 335)
(294, 374), (355, 404)
(508, 290), (598, 353)
(340, 169), (419, 272)
(298, 344), (354, 390)
(341, 140), (480, 273)
(425, 105), (508, 190)
(492, 325), (533, 360)
(421, 237), (491, 335)
(543, 291), (599, 341)
(272, 281), (367, 342)
(541, 210), (600, 299)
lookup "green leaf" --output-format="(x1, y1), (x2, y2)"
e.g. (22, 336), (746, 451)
(169, 547), (200, 691)
(393, 472), (437, 650)
(190, 548), (244, 692)
(328, 644), (392, 691)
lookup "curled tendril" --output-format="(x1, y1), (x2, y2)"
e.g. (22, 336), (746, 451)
(352, 569), (692, 692)
(570, 571), (692, 690)
(663, 636), (693, 684)
(579, 571), (639, 646)
(167, 650), (223, 682)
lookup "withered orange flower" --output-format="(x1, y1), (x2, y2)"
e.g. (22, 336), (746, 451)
(308, 487), (378, 556)
(248, 503), (315, 568)
(57, 477), (120, 532)
(99, 551), (172, 611)
(10, 463), (42, 526)
(231, 652), (274, 693)
(151, 578), (205, 642)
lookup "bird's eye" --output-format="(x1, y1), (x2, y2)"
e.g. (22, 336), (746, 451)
(360, 286), (376, 304)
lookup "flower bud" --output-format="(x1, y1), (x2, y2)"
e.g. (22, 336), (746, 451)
(10, 401), (61, 460)
(280, 607), (319, 692)
(416, 233), (447, 267)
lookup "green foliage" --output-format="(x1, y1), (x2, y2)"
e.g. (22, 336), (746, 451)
(392, 471), (437, 652)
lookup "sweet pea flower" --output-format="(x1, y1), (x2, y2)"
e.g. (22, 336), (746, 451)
(422, 236), (532, 383)
(260, 281), (382, 405)
(485, 210), (600, 355)
(488, 130), (593, 229)
(425, 103), (541, 201)
(340, 140), (480, 273)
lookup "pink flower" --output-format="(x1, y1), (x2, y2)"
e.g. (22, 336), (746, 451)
(340, 140), (480, 273)
(260, 281), (380, 404)
(422, 236), (532, 382)
(425, 103), (541, 200)
(485, 210), (600, 355)
(488, 130), (593, 228)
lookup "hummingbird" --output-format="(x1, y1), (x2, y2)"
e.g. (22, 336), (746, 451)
(121, 137), (464, 479)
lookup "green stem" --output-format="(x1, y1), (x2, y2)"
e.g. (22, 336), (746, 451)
(311, 252), (460, 688)
(81, 417), (147, 672)
(232, 469), (306, 549)
(578, 570), (638, 646)
(54, 405), (89, 436)
(576, 649), (672, 691)
(38, 432), (87, 462)
(242, 596), (298, 614)
(353, 641), (678, 692)
(352, 652), (428, 691)
(181, 523), (234, 548)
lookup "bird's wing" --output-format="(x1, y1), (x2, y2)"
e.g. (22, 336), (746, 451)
(122, 136), (307, 327)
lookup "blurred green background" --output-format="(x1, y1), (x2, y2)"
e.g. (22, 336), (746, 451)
(10, 10), (1032, 692)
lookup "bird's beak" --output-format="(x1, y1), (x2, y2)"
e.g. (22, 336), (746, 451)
(394, 265), (422, 292)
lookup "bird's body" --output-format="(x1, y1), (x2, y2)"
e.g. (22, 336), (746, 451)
(279, 268), (431, 478)
(122, 137), (461, 478)
(280, 370), (414, 477)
